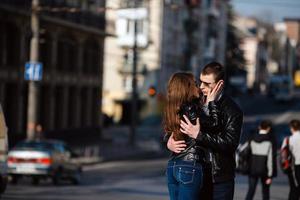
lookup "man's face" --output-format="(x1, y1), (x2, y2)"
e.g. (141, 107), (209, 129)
(199, 73), (217, 96)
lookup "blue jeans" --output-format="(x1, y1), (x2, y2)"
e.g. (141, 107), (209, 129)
(167, 159), (203, 200)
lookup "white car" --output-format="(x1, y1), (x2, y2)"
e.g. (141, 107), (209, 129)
(7, 140), (82, 185)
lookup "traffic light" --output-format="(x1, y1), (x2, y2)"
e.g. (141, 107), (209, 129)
(148, 86), (156, 97)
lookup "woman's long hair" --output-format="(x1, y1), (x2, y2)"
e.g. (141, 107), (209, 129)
(163, 72), (199, 141)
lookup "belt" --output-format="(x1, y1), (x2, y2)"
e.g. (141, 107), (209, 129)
(172, 143), (206, 163)
(180, 153), (201, 161)
(174, 152), (205, 163)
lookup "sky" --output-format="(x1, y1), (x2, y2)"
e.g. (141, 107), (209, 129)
(231, 0), (300, 23)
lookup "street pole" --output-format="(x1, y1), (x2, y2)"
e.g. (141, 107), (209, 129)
(129, 15), (138, 146)
(27, 0), (40, 140)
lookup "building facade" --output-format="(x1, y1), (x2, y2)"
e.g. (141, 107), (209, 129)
(103, 0), (229, 123)
(0, 0), (107, 138)
(280, 18), (300, 86)
(235, 16), (275, 92)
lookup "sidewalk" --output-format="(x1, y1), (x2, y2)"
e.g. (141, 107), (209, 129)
(234, 169), (289, 200)
(74, 125), (290, 199)
(73, 125), (168, 165)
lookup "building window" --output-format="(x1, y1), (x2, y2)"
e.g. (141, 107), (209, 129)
(83, 39), (100, 74)
(123, 76), (132, 93)
(5, 22), (20, 68)
(125, 19), (144, 35)
(0, 21), (4, 66)
(120, 0), (148, 8)
(57, 35), (77, 73)
(39, 33), (52, 72)
(116, 8), (149, 48)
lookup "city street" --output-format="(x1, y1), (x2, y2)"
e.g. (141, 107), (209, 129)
(1, 0), (300, 199)
(2, 158), (289, 200)
(3, 159), (167, 200)
(2, 93), (300, 200)
(238, 91), (300, 144)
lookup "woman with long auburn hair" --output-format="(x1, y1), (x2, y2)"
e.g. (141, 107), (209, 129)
(164, 72), (200, 141)
(163, 72), (222, 200)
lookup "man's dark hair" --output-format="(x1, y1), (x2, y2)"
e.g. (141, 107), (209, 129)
(259, 120), (272, 130)
(289, 119), (300, 131)
(202, 61), (225, 82)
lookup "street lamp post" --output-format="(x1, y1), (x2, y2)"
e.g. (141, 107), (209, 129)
(129, 9), (138, 146)
(26, 0), (40, 139)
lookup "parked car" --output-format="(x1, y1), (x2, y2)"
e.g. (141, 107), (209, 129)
(0, 104), (8, 195)
(7, 139), (82, 185)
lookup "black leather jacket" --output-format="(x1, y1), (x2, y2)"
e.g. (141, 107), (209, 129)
(167, 100), (221, 164)
(197, 94), (243, 183)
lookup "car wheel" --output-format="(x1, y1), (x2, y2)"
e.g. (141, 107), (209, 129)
(71, 169), (82, 185)
(31, 177), (40, 185)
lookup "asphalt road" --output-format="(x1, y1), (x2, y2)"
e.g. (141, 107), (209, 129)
(3, 159), (168, 200)
(3, 92), (299, 200)
(2, 158), (290, 200)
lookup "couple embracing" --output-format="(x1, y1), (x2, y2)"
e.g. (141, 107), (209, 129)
(163, 62), (243, 200)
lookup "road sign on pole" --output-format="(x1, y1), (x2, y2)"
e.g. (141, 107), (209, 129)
(24, 62), (43, 81)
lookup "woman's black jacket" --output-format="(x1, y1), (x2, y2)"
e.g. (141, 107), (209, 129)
(165, 99), (222, 165)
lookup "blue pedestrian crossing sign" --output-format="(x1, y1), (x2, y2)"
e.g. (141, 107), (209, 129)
(24, 62), (43, 81)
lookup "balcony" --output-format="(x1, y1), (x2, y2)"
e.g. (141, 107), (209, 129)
(116, 8), (149, 48)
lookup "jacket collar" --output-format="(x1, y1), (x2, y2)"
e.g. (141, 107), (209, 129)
(216, 91), (224, 102)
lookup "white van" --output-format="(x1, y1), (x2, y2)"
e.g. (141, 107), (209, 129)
(0, 104), (8, 195)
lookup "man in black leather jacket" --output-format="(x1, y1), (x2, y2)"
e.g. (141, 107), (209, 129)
(168, 62), (243, 200)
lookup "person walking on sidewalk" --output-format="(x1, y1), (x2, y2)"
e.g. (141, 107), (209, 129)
(163, 72), (223, 200)
(168, 62), (243, 200)
(245, 120), (275, 200)
(281, 119), (300, 200)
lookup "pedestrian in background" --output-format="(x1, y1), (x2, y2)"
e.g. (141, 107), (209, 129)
(281, 119), (300, 200)
(245, 120), (275, 200)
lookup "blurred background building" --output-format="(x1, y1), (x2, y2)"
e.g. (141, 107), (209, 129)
(0, 0), (107, 142)
(0, 0), (299, 146)
(232, 0), (300, 94)
(234, 15), (300, 95)
(102, 0), (230, 124)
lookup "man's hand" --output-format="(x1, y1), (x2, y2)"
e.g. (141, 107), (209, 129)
(180, 115), (200, 139)
(167, 133), (186, 153)
(206, 80), (224, 103)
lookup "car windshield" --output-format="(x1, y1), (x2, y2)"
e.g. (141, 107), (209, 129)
(15, 141), (55, 150)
